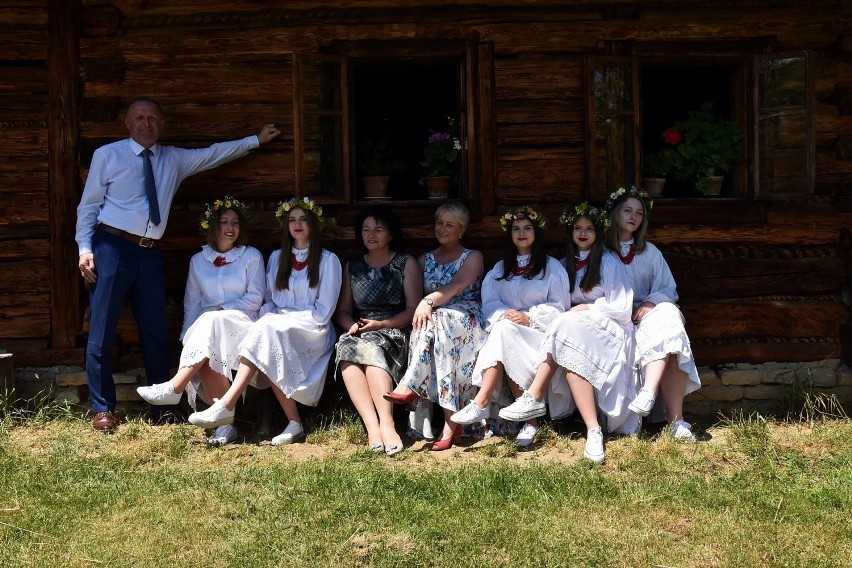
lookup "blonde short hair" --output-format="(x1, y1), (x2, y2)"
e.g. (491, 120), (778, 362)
(434, 200), (469, 230)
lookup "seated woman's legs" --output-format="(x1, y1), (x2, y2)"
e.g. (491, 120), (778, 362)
(341, 361), (384, 449)
(365, 365), (403, 451)
(565, 371), (605, 463)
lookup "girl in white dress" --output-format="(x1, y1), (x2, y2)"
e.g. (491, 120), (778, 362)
(383, 201), (487, 451)
(450, 206), (570, 447)
(605, 186), (701, 440)
(186, 197), (342, 445)
(137, 197), (265, 444)
(498, 202), (639, 463)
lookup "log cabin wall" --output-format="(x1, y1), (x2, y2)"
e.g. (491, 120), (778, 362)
(1, 1), (850, 373)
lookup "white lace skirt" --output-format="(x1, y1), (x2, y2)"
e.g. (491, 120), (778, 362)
(238, 315), (334, 407)
(179, 310), (254, 409)
(538, 311), (639, 433)
(472, 318), (543, 403)
(634, 302), (701, 396)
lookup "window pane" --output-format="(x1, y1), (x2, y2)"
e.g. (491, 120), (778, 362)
(301, 59), (342, 112)
(593, 114), (635, 199)
(759, 57), (807, 107)
(757, 53), (811, 195)
(594, 63), (633, 111)
(302, 114), (344, 197)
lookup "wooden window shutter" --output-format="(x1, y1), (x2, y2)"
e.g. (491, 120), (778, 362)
(754, 52), (814, 197)
(293, 52), (350, 203)
(585, 55), (640, 202)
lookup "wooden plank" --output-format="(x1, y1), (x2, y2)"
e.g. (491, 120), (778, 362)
(497, 99), (584, 124)
(0, 260), (50, 294)
(681, 300), (846, 340)
(495, 56), (584, 100)
(84, 66), (293, 105)
(0, 307), (50, 338)
(0, 166), (48, 193)
(49, 0), (82, 349)
(0, 239), (50, 260)
(693, 340), (841, 366)
(0, 28), (47, 61)
(497, 148), (584, 198)
(668, 252), (846, 297)
(0, 192), (49, 227)
(498, 122), (584, 148)
(476, 41), (498, 215)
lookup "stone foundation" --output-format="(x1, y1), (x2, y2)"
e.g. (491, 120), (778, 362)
(10, 359), (852, 419)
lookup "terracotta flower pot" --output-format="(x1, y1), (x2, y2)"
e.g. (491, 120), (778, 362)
(425, 176), (451, 200)
(644, 177), (666, 197)
(363, 176), (390, 199)
(700, 175), (725, 196)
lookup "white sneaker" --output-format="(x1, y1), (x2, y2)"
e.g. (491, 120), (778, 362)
(516, 422), (539, 447)
(450, 401), (490, 425)
(207, 424), (238, 446)
(271, 420), (306, 446)
(670, 419), (696, 441)
(583, 426), (605, 464)
(188, 398), (234, 428)
(136, 382), (181, 406)
(628, 387), (656, 417)
(498, 391), (546, 422)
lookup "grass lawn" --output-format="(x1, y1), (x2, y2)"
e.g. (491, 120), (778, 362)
(1, 402), (850, 567)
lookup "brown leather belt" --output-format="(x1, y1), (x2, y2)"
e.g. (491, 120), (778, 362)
(97, 223), (160, 248)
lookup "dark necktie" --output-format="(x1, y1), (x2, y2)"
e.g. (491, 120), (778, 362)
(142, 148), (160, 226)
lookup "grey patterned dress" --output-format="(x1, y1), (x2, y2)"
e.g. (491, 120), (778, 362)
(334, 253), (411, 381)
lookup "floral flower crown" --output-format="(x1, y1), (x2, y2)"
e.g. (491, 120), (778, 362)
(604, 185), (653, 215)
(274, 196), (325, 228)
(500, 205), (546, 232)
(558, 201), (610, 232)
(199, 196), (251, 234)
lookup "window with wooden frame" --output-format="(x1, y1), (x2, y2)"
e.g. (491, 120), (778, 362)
(293, 41), (496, 210)
(586, 47), (812, 201)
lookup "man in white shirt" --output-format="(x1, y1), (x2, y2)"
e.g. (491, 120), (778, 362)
(76, 97), (280, 431)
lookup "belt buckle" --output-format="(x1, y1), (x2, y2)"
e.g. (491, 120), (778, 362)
(138, 237), (155, 248)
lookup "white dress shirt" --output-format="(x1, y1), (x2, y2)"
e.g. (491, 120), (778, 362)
(76, 135), (259, 255)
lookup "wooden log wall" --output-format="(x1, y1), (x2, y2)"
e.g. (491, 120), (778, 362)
(0, 1), (850, 368)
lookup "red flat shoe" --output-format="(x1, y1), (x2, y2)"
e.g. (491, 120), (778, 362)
(383, 390), (420, 405)
(430, 425), (462, 452)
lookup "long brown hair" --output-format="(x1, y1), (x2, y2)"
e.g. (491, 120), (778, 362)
(566, 216), (605, 293)
(496, 221), (548, 281)
(605, 197), (650, 254)
(206, 207), (249, 251)
(275, 207), (323, 290)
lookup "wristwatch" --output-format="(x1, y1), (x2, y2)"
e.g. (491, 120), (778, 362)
(423, 298), (433, 306)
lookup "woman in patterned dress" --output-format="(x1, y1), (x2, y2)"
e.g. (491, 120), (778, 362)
(450, 205), (570, 447)
(335, 205), (422, 456)
(605, 186), (701, 440)
(383, 201), (487, 451)
(498, 202), (638, 463)
(185, 197), (342, 446)
(136, 196), (264, 444)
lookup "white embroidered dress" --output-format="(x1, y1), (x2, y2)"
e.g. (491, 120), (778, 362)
(179, 244), (265, 408)
(618, 240), (701, 400)
(238, 247), (342, 406)
(539, 251), (640, 433)
(472, 255), (570, 404)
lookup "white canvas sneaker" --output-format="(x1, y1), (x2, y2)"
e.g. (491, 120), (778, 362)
(450, 401), (490, 425)
(207, 424), (238, 446)
(136, 382), (181, 406)
(670, 419), (696, 441)
(271, 420), (306, 446)
(498, 391), (546, 422)
(516, 422), (539, 447)
(188, 398), (234, 428)
(583, 426), (605, 464)
(628, 387), (656, 417)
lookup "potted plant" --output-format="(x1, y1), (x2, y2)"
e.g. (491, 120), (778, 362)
(420, 116), (460, 199)
(643, 137), (679, 196)
(358, 134), (404, 199)
(665, 102), (744, 195)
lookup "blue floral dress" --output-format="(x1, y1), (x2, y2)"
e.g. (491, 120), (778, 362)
(401, 250), (488, 437)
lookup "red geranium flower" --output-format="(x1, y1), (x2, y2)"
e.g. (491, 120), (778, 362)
(662, 127), (682, 145)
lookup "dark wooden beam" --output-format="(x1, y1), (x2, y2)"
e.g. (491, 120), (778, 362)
(48, 0), (82, 349)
